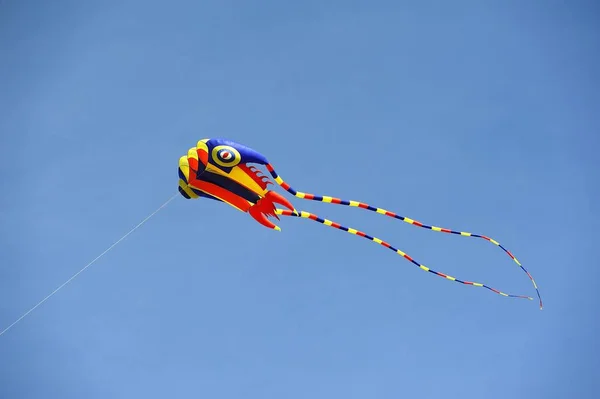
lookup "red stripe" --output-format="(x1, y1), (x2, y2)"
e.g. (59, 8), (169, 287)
(413, 221), (423, 227)
(358, 203), (369, 209)
(437, 272), (448, 278)
(331, 197), (342, 204)
(385, 211), (396, 217)
(381, 241), (391, 248)
(403, 254), (413, 262)
(463, 281), (473, 285)
(281, 182), (290, 190)
(441, 228), (451, 233)
(308, 214), (318, 221)
(507, 250), (515, 259)
(304, 193), (315, 200)
(266, 164), (274, 172)
(331, 222), (341, 229)
(196, 148), (209, 166)
(356, 231), (366, 237)
(482, 236), (491, 241)
(188, 180), (251, 212)
(187, 157), (199, 177)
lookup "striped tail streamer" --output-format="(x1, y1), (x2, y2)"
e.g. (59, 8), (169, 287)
(276, 209), (533, 302)
(266, 163), (542, 310)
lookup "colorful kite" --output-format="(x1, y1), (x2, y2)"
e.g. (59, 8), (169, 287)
(0, 137), (544, 339)
(178, 138), (542, 309)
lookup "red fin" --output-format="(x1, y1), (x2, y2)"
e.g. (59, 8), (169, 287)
(238, 163), (272, 191)
(264, 191), (294, 211)
(249, 204), (277, 229)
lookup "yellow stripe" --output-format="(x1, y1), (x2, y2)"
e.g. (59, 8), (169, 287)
(473, 283), (483, 287)
(275, 176), (284, 184)
(490, 239), (499, 245)
(348, 228), (358, 235)
(432, 226), (442, 232)
(460, 232), (472, 236)
(373, 237), (383, 244)
(500, 292), (508, 297)
(404, 217), (414, 224)
(196, 140), (209, 152)
(178, 156), (190, 182)
(324, 219), (333, 226)
(420, 265), (429, 272)
(396, 250), (406, 256)
(188, 147), (199, 160)
(445, 275), (456, 281)
(204, 164), (228, 177)
(227, 166), (268, 195)
(178, 179), (199, 198)
(296, 192), (306, 198)
(349, 201), (360, 207)
(376, 208), (386, 214)
(322, 196), (333, 203)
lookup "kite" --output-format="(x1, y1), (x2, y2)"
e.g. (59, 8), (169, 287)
(178, 138), (542, 309)
(0, 136), (543, 338)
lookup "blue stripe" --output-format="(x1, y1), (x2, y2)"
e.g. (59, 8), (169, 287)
(178, 168), (188, 183)
(178, 187), (191, 199)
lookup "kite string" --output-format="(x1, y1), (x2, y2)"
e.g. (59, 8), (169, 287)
(275, 209), (533, 302)
(0, 193), (179, 338)
(265, 163), (542, 310)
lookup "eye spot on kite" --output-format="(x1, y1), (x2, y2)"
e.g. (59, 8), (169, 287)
(212, 145), (241, 167)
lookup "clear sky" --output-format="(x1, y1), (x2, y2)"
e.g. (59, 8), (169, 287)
(1, 1), (598, 398)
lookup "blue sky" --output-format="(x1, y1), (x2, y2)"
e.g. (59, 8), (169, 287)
(1, 1), (598, 398)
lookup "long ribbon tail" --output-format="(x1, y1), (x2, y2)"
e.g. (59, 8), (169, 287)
(275, 209), (533, 303)
(266, 163), (542, 310)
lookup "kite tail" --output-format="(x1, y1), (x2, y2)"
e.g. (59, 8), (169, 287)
(265, 163), (542, 310)
(275, 209), (533, 302)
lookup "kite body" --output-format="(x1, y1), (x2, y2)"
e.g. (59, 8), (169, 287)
(178, 138), (543, 309)
(178, 138), (294, 230)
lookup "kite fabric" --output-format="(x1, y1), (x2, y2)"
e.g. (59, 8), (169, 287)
(178, 138), (542, 309)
